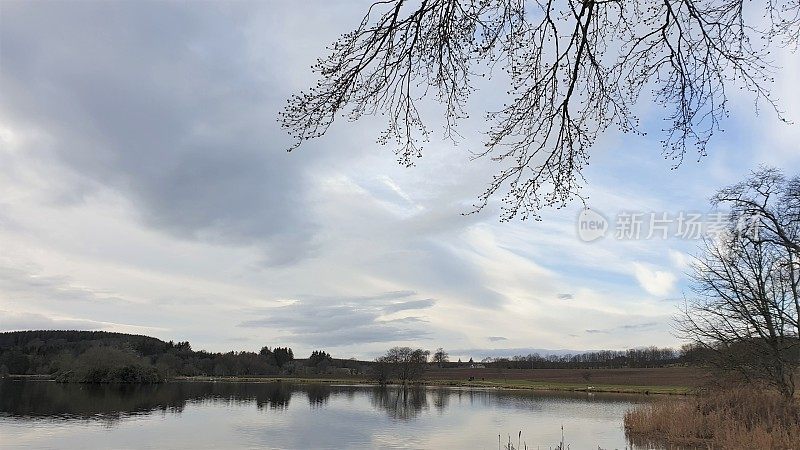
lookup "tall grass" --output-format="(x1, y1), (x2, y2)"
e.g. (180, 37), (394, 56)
(624, 388), (800, 448)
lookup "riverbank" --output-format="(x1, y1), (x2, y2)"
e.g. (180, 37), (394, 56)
(6, 365), (704, 395)
(173, 375), (693, 395)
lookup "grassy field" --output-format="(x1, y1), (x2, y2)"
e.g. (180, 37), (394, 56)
(176, 366), (707, 395)
(426, 366), (707, 386)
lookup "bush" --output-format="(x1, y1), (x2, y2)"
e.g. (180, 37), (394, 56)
(54, 346), (164, 383)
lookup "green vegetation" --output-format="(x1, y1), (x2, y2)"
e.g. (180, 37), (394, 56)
(0, 331), (364, 383)
(53, 346), (163, 383)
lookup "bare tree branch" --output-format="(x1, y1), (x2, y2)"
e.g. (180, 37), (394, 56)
(280, 0), (798, 220)
(677, 167), (800, 397)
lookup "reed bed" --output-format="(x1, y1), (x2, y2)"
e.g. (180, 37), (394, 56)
(624, 388), (800, 449)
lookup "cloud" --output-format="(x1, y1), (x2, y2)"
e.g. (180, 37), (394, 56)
(0, 310), (99, 331)
(487, 336), (508, 342)
(668, 249), (693, 270)
(238, 291), (434, 347)
(585, 322), (660, 335)
(0, 310), (164, 335)
(0, 1), (319, 266)
(632, 263), (677, 297)
(0, 262), (127, 304)
(557, 293), (574, 300)
(383, 299), (436, 314)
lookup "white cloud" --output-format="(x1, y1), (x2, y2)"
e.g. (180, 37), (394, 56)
(632, 263), (677, 297)
(668, 249), (692, 271)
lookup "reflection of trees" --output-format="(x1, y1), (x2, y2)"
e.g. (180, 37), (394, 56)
(431, 387), (449, 413)
(0, 380), (300, 420)
(369, 386), (428, 420)
(0, 379), (648, 426)
(305, 384), (331, 408)
(253, 382), (292, 410)
(0, 381), (190, 423)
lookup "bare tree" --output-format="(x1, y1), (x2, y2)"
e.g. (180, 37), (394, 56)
(371, 356), (393, 385)
(678, 167), (800, 397)
(280, 0), (798, 220)
(376, 346), (431, 384)
(432, 347), (449, 367)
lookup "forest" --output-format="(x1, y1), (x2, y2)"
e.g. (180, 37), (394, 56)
(0, 331), (361, 383)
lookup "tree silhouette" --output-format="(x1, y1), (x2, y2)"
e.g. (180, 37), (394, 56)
(432, 347), (449, 367)
(273, 347), (294, 368)
(281, 0), (797, 220)
(678, 167), (800, 397)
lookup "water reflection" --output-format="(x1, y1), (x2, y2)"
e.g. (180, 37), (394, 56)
(0, 379), (302, 420)
(0, 380), (658, 449)
(370, 386), (429, 420)
(305, 383), (331, 408)
(0, 379), (649, 423)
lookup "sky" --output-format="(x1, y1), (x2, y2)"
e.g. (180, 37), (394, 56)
(0, 1), (798, 360)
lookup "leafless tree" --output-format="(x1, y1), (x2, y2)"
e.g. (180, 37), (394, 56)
(375, 346), (430, 384)
(280, 0), (798, 220)
(678, 167), (800, 397)
(432, 347), (449, 367)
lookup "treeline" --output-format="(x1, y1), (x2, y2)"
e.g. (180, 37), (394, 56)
(0, 331), (365, 383)
(0, 330), (710, 384)
(475, 346), (693, 369)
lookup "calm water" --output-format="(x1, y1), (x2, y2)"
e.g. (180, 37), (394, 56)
(0, 380), (654, 449)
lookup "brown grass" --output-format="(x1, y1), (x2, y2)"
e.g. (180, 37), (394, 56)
(424, 366), (709, 387)
(624, 388), (800, 449)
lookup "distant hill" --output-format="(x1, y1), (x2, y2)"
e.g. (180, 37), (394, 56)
(0, 330), (362, 382)
(0, 330), (169, 355)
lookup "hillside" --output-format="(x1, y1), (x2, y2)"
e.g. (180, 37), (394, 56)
(0, 330), (360, 382)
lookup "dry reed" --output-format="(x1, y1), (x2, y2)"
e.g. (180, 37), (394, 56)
(624, 388), (800, 449)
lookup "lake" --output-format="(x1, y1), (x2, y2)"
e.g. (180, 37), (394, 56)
(0, 380), (655, 449)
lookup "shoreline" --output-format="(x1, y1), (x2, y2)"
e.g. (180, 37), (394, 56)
(172, 375), (693, 395)
(4, 374), (695, 395)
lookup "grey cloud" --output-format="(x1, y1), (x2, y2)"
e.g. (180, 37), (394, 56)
(372, 240), (506, 309)
(557, 293), (574, 300)
(487, 336), (508, 342)
(0, 2), (321, 265)
(451, 347), (591, 360)
(0, 264), (127, 304)
(586, 322), (659, 334)
(238, 291), (433, 347)
(382, 299), (436, 314)
(0, 310), (102, 332)
(619, 322), (659, 330)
